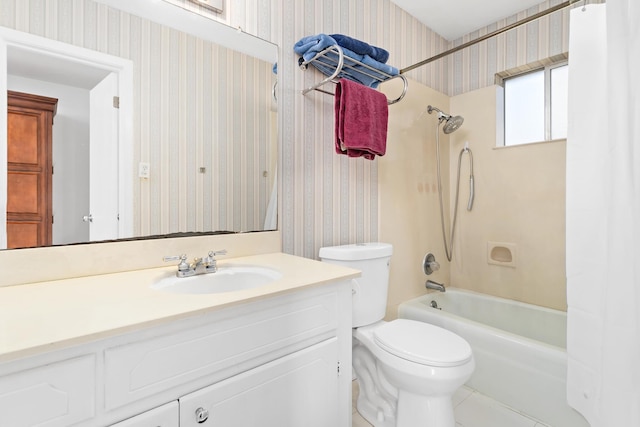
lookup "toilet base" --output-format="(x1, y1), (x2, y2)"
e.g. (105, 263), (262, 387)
(396, 390), (455, 427)
(356, 381), (457, 427)
(353, 343), (397, 427)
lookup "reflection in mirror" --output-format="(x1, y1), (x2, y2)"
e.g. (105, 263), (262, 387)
(0, 0), (278, 250)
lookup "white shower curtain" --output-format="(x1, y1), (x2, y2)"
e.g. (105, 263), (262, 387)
(566, 2), (640, 426)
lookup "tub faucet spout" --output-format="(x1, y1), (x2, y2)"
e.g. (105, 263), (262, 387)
(425, 279), (446, 292)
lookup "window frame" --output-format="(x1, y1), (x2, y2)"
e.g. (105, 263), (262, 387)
(498, 60), (568, 147)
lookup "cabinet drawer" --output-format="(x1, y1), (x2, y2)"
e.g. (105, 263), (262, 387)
(0, 355), (95, 427)
(104, 290), (338, 409)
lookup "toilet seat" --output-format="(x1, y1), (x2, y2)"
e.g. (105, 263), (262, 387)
(373, 319), (472, 367)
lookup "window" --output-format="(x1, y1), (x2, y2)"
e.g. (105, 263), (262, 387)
(500, 63), (568, 146)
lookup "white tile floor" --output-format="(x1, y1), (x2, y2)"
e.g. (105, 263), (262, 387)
(352, 382), (551, 427)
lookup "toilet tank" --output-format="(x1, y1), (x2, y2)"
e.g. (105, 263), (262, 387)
(319, 243), (393, 327)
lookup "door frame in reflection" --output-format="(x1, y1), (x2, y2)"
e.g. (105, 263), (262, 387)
(0, 27), (134, 249)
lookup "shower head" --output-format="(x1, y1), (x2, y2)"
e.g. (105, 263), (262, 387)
(442, 115), (464, 134)
(427, 105), (464, 134)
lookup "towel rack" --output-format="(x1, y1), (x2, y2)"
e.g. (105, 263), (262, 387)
(298, 45), (408, 105)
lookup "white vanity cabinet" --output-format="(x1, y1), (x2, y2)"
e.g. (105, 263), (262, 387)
(179, 338), (339, 426)
(0, 355), (96, 427)
(0, 277), (353, 427)
(110, 402), (179, 427)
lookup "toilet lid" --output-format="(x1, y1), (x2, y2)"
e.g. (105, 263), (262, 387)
(373, 319), (472, 367)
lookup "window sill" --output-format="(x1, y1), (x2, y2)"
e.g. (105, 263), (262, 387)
(495, 138), (566, 150)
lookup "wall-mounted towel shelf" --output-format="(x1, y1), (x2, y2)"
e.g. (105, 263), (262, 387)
(298, 45), (408, 105)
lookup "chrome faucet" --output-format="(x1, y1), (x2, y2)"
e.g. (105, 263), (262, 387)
(425, 279), (446, 292)
(191, 257), (207, 274)
(163, 249), (227, 277)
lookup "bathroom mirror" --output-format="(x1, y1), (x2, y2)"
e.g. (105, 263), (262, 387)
(1, 0), (278, 250)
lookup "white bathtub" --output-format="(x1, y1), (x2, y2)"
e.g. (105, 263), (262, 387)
(398, 288), (588, 427)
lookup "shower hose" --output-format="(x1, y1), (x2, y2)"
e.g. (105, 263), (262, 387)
(435, 125), (474, 262)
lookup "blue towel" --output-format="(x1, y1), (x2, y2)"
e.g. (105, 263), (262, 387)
(293, 34), (338, 62)
(294, 34), (398, 89)
(330, 34), (389, 63)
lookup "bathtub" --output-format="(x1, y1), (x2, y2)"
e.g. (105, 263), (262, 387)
(398, 288), (588, 427)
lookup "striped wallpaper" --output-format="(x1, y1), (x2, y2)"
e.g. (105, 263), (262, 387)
(0, 0), (275, 236)
(2, 0), (580, 259)
(273, 0), (580, 257)
(276, 0), (451, 258)
(163, 0), (452, 259)
(446, 0), (596, 95)
(268, 0), (576, 258)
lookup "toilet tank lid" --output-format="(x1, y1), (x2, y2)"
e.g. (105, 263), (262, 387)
(319, 243), (393, 261)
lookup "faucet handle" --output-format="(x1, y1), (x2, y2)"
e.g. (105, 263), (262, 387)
(204, 249), (227, 272)
(423, 253), (440, 275)
(163, 254), (191, 272)
(204, 249), (227, 262)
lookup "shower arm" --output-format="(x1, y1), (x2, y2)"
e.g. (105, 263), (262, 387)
(427, 105), (450, 121)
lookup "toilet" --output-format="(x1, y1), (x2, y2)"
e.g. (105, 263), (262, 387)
(319, 243), (474, 427)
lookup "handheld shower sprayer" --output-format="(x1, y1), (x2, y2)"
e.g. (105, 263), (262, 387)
(464, 142), (475, 211)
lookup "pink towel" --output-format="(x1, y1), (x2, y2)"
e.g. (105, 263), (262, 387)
(334, 78), (388, 160)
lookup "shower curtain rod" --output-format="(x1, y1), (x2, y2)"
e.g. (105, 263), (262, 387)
(400, 0), (583, 74)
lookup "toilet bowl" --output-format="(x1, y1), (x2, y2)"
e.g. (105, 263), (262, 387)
(354, 320), (474, 427)
(319, 243), (474, 427)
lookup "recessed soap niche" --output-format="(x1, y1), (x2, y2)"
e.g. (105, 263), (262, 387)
(487, 242), (517, 268)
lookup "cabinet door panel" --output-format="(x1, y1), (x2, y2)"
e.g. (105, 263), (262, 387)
(0, 355), (95, 427)
(110, 401), (178, 427)
(180, 338), (339, 427)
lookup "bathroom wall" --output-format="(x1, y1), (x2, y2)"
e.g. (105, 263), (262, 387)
(165, 0), (459, 260)
(441, 0), (577, 310)
(174, 0), (573, 311)
(447, 0), (570, 96)
(0, 0), (450, 256)
(0, 0), (450, 286)
(450, 86), (567, 310)
(274, 0), (450, 258)
(378, 78), (451, 318)
(375, 1), (573, 313)
(0, 0), (571, 312)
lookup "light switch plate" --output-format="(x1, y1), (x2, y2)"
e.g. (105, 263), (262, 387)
(138, 162), (150, 179)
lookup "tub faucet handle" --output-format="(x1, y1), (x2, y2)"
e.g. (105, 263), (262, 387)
(423, 253), (440, 275)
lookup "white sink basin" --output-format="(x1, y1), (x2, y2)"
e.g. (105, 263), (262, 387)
(151, 265), (282, 295)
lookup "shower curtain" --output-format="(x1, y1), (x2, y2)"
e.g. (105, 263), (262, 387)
(566, 2), (640, 426)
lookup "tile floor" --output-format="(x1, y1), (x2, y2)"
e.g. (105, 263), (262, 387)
(352, 382), (551, 427)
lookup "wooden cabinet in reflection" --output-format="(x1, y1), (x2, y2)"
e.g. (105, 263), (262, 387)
(7, 91), (57, 249)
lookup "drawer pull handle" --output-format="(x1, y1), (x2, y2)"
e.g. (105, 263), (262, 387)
(195, 407), (209, 423)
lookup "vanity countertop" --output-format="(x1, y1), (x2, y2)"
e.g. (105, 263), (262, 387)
(0, 252), (359, 363)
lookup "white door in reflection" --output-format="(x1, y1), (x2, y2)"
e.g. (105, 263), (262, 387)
(89, 72), (120, 241)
